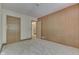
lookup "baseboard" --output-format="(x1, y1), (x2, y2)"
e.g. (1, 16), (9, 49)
(2, 37), (32, 44)
(20, 37), (32, 41)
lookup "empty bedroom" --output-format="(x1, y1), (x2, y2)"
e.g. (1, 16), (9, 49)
(0, 3), (79, 55)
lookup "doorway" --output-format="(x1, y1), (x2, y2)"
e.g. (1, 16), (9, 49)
(32, 21), (36, 39)
(7, 16), (21, 44)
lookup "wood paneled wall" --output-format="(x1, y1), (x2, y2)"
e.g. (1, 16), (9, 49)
(36, 19), (41, 39)
(40, 4), (79, 48)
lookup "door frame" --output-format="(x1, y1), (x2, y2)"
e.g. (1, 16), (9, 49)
(6, 15), (21, 44)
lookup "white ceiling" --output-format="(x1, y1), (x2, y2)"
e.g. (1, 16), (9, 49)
(2, 3), (75, 18)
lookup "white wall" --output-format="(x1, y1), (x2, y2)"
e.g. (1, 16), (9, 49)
(0, 3), (2, 50)
(2, 9), (34, 43)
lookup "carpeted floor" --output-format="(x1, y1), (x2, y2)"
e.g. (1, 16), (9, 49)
(1, 39), (79, 55)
